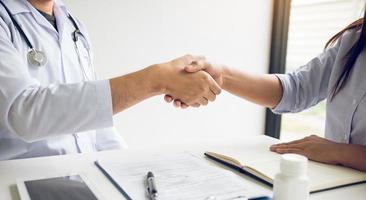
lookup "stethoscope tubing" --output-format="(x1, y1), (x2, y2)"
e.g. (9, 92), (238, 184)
(0, 1), (34, 49)
(74, 40), (95, 80)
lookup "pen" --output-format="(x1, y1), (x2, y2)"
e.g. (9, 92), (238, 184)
(249, 196), (272, 200)
(146, 171), (158, 200)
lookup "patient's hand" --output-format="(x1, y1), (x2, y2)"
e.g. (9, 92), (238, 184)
(270, 135), (340, 165)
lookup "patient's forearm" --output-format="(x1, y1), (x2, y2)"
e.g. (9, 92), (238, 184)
(336, 143), (366, 171)
(221, 67), (283, 108)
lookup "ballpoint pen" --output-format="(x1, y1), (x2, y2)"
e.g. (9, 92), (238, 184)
(146, 171), (158, 200)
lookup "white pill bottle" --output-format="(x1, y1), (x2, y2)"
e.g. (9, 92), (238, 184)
(273, 154), (310, 200)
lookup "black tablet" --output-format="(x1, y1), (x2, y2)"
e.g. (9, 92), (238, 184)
(17, 174), (103, 200)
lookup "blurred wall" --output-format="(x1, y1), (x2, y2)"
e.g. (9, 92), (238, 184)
(63, 0), (273, 149)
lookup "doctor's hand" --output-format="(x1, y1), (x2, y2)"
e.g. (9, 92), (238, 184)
(158, 55), (222, 107)
(164, 58), (224, 108)
(270, 135), (340, 165)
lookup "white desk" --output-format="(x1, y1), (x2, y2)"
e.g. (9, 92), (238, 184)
(0, 136), (365, 200)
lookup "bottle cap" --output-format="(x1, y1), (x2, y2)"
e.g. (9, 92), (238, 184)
(280, 154), (308, 176)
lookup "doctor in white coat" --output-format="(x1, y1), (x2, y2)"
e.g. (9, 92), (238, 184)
(0, 0), (221, 160)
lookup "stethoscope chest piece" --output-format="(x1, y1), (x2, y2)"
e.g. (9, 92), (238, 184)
(0, 1), (48, 67)
(27, 49), (47, 67)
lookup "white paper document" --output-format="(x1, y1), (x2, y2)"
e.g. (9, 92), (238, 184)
(97, 153), (264, 200)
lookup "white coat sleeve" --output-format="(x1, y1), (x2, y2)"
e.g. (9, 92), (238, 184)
(0, 18), (113, 142)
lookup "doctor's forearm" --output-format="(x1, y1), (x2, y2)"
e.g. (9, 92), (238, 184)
(221, 67), (283, 108)
(7, 65), (166, 141)
(109, 65), (164, 114)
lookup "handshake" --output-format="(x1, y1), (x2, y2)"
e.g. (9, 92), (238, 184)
(157, 54), (224, 109)
(112, 54), (280, 115)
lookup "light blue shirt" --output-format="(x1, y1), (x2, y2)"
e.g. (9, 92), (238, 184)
(0, 0), (124, 160)
(273, 29), (366, 145)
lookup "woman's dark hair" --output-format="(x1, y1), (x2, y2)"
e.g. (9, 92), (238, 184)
(326, 8), (366, 99)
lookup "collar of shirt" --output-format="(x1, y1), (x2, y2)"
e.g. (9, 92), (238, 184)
(2, 0), (68, 39)
(2, 0), (67, 15)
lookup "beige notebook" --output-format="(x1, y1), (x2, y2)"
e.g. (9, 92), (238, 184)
(205, 136), (366, 193)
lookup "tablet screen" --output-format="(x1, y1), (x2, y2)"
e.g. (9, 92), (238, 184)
(24, 175), (98, 200)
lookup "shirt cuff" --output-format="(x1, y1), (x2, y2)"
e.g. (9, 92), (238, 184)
(271, 74), (292, 114)
(93, 80), (114, 128)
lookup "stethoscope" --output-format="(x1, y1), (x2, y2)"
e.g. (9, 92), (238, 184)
(0, 1), (94, 80)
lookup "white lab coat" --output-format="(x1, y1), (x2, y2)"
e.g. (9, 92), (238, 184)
(0, 0), (125, 160)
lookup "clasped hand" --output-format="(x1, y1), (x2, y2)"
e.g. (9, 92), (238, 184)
(162, 54), (223, 108)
